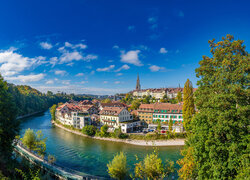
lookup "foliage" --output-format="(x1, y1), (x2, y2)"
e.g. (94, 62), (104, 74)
(121, 93), (133, 104)
(15, 168), (41, 180)
(143, 95), (151, 104)
(183, 79), (195, 131)
(107, 152), (128, 180)
(100, 124), (110, 137)
(130, 99), (141, 110)
(0, 75), (19, 165)
(169, 119), (173, 132)
(111, 127), (128, 139)
(49, 104), (57, 121)
(177, 91), (182, 103)
(179, 35), (250, 179)
(157, 119), (161, 131)
(7, 84), (92, 117)
(82, 125), (97, 136)
(134, 148), (174, 179)
(21, 129), (47, 157)
(177, 147), (197, 180)
(101, 98), (112, 103)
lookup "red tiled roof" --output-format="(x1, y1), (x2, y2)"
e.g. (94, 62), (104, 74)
(99, 107), (126, 116)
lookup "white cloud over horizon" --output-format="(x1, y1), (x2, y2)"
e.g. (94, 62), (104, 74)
(5, 73), (45, 82)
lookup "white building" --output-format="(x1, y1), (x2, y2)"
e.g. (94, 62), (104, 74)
(56, 103), (91, 129)
(132, 88), (184, 100)
(120, 120), (141, 133)
(99, 107), (134, 131)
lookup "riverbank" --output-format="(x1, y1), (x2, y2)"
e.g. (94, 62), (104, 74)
(17, 110), (45, 120)
(52, 121), (185, 146)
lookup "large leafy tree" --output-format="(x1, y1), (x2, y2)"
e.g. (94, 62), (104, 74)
(183, 79), (195, 131)
(0, 75), (19, 165)
(178, 35), (250, 179)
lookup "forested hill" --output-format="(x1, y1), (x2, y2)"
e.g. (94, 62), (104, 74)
(7, 84), (93, 117)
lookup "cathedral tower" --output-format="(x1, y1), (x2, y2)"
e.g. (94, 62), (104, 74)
(136, 74), (141, 91)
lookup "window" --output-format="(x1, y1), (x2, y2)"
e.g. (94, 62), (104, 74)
(161, 110), (164, 113)
(171, 110), (174, 113)
(165, 115), (168, 118)
(179, 116), (182, 119)
(162, 115), (164, 118)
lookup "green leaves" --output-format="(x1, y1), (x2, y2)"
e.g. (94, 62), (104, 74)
(179, 35), (250, 179)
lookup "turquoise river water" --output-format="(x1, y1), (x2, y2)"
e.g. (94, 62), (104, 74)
(20, 110), (183, 179)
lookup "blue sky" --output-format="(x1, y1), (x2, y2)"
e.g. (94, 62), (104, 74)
(0, 0), (249, 95)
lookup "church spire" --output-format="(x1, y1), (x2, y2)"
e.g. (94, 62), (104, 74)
(136, 73), (141, 91)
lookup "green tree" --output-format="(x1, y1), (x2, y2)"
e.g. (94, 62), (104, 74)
(102, 98), (112, 103)
(130, 99), (141, 110)
(183, 79), (195, 131)
(143, 95), (151, 104)
(157, 119), (161, 131)
(107, 152), (128, 180)
(49, 104), (57, 121)
(82, 125), (97, 136)
(21, 129), (47, 157)
(169, 119), (173, 132)
(100, 124), (109, 137)
(178, 35), (250, 179)
(134, 149), (174, 179)
(0, 75), (19, 165)
(177, 91), (182, 103)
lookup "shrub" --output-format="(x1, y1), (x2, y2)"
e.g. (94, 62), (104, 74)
(82, 125), (97, 136)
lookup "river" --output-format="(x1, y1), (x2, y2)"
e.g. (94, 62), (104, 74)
(20, 110), (183, 179)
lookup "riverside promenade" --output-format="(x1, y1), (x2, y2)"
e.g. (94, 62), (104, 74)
(53, 121), (185, 146)
(14, 141), (105, 180)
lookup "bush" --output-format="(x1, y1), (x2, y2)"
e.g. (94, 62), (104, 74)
(100, 124), (110, 137)
(111, 128), (128, 139)
(82, 125), (97, 136)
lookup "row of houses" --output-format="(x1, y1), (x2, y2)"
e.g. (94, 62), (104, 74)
(56, 100), (141, 133)
(134, 103), (183, 124)
(56, 100), (185, 133)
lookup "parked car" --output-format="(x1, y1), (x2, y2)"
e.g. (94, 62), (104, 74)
(161, 130), (166, 134)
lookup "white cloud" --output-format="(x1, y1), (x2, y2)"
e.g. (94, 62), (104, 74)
(149, 65), (165, 72)
(96, 65), (115, 72)
(90, 70), (95, 75)
(64, 42), (87, 49)
(159, 47), (168, 54)
(116, 73), (123, 76)
(46, 80), (54, 84)
(0, 49), (45, 77)
(49, 57), (58, 67)
(40, 42), (53, 50)
(5, 73), (45, 82)
(64, 42), (73, 47)
(62, 80), (70, 85)
(76, 73), (84, 77)
(80, 81), (88, 84)
(120, 50), (143, 66)
(115, 81), (121, 84)
(115, 64), (130, 72)
(60, 51), (83, 63)
(55, 70), (66, 76)
(103, 81), (108, 84)
(82, 54), (98, 61)
(113, 45), (119, 49)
